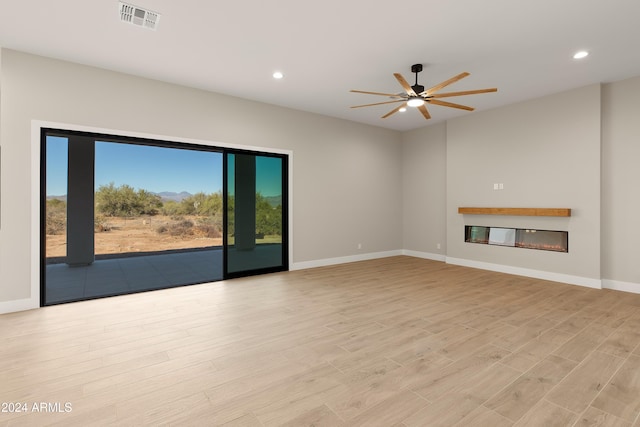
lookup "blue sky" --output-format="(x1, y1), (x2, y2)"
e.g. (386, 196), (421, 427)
(46, 137), (282, 197)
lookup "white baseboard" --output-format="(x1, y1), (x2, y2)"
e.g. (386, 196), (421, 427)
(291, 250), (403, 271)
(445, 257), (602, 289)
(0, 297), (39, 315)
(602, 279), (640, 295)
(402, 250), (446, 262)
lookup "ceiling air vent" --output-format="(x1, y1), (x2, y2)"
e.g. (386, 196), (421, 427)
(119, 2), (160, 30)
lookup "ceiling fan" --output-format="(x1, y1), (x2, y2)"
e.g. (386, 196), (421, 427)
(350, 64), (497, 120)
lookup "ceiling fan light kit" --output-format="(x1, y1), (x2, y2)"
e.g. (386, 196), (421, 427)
(350, 63), (497, 120)
(407, 97), (425, 107)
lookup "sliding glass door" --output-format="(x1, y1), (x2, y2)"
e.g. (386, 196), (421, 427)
(42, 129), (288, 305)
(225, 151), (288, 278)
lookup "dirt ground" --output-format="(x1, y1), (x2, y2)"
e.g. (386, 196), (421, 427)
(46, 215), (222, 258)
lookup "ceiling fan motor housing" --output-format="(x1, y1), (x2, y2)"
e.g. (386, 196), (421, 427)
(411, 64), (424, 93)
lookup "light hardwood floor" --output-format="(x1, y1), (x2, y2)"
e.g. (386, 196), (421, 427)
(1, 256), (640, 426)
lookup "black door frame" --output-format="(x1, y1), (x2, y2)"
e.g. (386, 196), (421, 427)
(40, 128), (289, 305)
(222, 148), (289, 280)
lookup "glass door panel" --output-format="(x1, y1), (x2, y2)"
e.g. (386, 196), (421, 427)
(225, 152), (288, 277)
(42, 131), (223, 305)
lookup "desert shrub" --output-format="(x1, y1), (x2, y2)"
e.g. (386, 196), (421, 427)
(198, 215), (222, 228)
(46, 199), (66, 235)
(193, 224), (221, 238)
(155, 220), (195, 237)
(180, 192), (223, 216)
(137, 190), (163, 216)
(168, 223), (194, 237)
(256, 193), (282, 236)
(94, 215), (111, 232)
(46, 211), (66, 235)
(46, 216), (66, 235)
(95, 183), (162, 217)
(161, 200), (180, 216)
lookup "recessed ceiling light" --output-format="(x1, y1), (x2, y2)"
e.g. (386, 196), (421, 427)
(573, 50), (589, 59)
(399, 107), (407, 112)
(272, 71), (284, 79)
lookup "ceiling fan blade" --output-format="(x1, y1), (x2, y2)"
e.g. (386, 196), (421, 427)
(393, 73), (417, 96)
(430, 88), (497, 98)
(350, 90), (405, 98)
(350, 99), (406, 109)
(382, 103), (407, 118)
(418, 104), (431, 120)
(423, 72), (470, 95)
(428, 99), (475, 111)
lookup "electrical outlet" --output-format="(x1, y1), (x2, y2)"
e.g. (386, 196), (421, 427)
(357, 243), (362, 250)
(437, 243), (441, 249)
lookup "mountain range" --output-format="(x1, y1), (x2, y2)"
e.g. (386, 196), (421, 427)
(154, 191), (193, 202)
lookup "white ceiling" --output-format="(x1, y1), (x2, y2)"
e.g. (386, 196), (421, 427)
(1, 0), (639, 131)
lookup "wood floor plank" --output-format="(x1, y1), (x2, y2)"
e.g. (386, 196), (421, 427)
(410, 345), (512, 401)
(512, 399), (577, 426)
(546, 350), (625, 413)
(553, 322), (616, 363)
(117, 391), (213, 425)
(343, 389), (429, 426)
(575, 406), (632, 427)
(500, 328), (574, 372)
(220, 412), (264, 427)
(452, 405), (513, 427)
(591, 354), (640, 422)
(211, 362), (346, 425)
(402, 362), (521, 427)
(279, 404), (344, 427)
(554, 308), (606, 335)
(386, 324), (475, 365)
(597, 326), (640, 358)
(594, 303), (638, 328)
(437, 322), (516, 361)
(331, 328), (433, 372)
(390, 351), (456, 391)
(484, 354), (577, 422)
(326, 358), (406, 417)
(252, 380), (347, 427)
(491, 316), (559, 352)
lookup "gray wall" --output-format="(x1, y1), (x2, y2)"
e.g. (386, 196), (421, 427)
(602, 76), (640, 285)
(401, 122), (447, 257)
(402, 77), (640, 289)
(446, 85), (602, 281)
(0, 49), (402, 304)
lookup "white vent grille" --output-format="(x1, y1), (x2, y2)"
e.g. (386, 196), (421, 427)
(119, 2), (160, 30)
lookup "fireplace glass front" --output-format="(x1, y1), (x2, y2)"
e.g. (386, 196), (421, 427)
(465, 226), (568, 253)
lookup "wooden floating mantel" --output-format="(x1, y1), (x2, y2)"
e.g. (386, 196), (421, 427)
(458, 207), (571, 217)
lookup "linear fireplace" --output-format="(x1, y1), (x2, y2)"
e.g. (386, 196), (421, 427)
(465, 225), (568, 253)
